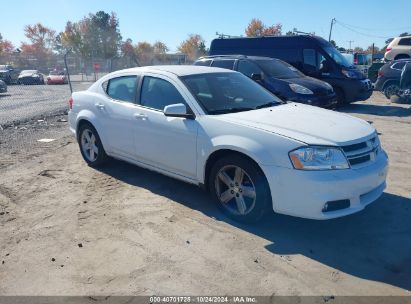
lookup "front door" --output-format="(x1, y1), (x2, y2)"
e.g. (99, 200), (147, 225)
(132, 75), (198, 179)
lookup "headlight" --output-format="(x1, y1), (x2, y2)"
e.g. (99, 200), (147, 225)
(341, 69), (357, 79)
(289, 83), (313, 95)
(289, 146), (350, 170)
(324, 82), (333, 90)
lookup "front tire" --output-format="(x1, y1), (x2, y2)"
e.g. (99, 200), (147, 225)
(78, 123), (109, 167)
(209, 154), (271, 223)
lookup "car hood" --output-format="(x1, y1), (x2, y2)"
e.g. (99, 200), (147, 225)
(274, 76), (333, 94)
(214, 103), (374, 146)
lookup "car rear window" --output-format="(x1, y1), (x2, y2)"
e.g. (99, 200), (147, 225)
(211, 60), (235, 70)
(194, 59), (212, 66)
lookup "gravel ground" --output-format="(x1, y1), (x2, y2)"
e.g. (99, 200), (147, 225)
(0, 92), (410, 296)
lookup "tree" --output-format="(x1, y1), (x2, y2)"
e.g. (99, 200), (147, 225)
(24, 23), (56, 50)
(365, 45), (380, 54)
(245, 18), (282, 37)
(178, 34), (207, 61)
(20, 23), (56, 69)
(0, 33), (14, 55)
(153, 41), (168, 54)
(135, 42), (154, 65)
(330, 40), (337, 48)
(60, 11), (122, 60)
(353, 46), (364, 53)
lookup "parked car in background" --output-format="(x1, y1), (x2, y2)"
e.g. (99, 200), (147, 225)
(375, 59), (411, 98)
(385, 36), (411, 61)
(368, 61), (385, 83)
(0, 79), (7, 93)
(47, 70), (68, 85)
(209, 35), (373, 105)
(0, 65), (19, 84)
(194, 55), (337, 108)
(17, 70), (45, 85)
(391, 63), (411, 104)
(341, 52), (370, 76)
(69, 65), (388, 222)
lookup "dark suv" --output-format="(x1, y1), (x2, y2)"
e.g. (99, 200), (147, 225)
(375, 59), (411, 99)
(194, 55), (337, 108)
(0, 65), (19, 84)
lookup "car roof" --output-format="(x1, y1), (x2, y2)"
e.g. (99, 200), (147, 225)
(119, 65), (235, 76)
(197, 55), (275, 61)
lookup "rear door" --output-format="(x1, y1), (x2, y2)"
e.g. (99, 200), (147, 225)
(96, 75), (140, 157)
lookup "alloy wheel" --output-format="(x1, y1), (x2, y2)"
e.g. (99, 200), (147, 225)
(214, 165), (257, 215)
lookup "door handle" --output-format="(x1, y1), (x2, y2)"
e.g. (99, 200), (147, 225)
(95, 103), (105, 110)
(134, 113), (148, 120)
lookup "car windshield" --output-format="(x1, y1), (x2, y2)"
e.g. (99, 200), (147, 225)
(257, 59), (304, 79)
(323, 46), (352, 68)
(181, 72), (283, 115)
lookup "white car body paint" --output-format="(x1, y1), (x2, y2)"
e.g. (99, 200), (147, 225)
(69, 66), (388, 220)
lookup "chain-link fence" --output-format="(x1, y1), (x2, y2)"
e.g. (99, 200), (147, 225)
(0, 52), (188, 168)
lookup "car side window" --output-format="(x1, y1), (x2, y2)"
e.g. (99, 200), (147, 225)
(106, 76), (138, 103)
(140, 76), (186, 111)
(392, 62), (406, 70)
(303, 49), (317, 70)
(237, 60), (262, 78)
(211, 60), (235, 70)
(398, 38), (411, 46)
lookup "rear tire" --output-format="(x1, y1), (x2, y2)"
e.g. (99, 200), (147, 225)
(383, 83), (400, 99)
(78, 123), (109, 167)
(209, 154), (271, 223)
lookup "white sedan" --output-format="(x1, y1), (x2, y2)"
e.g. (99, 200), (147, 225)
(68, 66), (388, 222)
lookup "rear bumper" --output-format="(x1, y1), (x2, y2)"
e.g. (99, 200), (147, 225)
(261, 149), (389, 220)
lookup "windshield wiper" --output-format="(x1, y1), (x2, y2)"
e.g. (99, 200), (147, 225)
(255, 101), (283, 109)
(208, 107), (255, 114)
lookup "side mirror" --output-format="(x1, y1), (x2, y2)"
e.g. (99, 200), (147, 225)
(251, 73), (263, 82)
(164, 103), (194, 119)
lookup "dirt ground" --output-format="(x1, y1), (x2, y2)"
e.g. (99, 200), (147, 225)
(0, 92), (410, 296)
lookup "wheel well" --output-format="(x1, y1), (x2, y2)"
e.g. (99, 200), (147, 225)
(382, 80), (400, 90)
(204, 149), (262, 191)
(76, 119), (94, 140)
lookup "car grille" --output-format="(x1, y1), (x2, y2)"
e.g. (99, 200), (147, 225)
(341, 136), (379, 167)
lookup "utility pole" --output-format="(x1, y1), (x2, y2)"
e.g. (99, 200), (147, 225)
(348, 40), (354, 52)
(328, 18), (336, 42)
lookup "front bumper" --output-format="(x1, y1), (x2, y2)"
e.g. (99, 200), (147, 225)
(287, 93), (338, 109)
(345, 79), (373, 102)
(261, 150), (389, 220)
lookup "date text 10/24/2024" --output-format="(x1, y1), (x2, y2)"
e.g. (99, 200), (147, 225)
(149, 296), (257, 303)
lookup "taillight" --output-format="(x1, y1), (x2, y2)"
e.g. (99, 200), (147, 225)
(69, 96), (73, 110)
(386, 48), (392, 52)
(354, 58), (358, 65)
(378, 70), (384, 78)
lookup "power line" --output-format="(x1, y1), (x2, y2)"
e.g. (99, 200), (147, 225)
(335, 20), (410, 32)
(335, 21), (394, 39)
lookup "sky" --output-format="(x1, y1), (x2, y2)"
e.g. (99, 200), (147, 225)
(1, 0), (411, 52)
